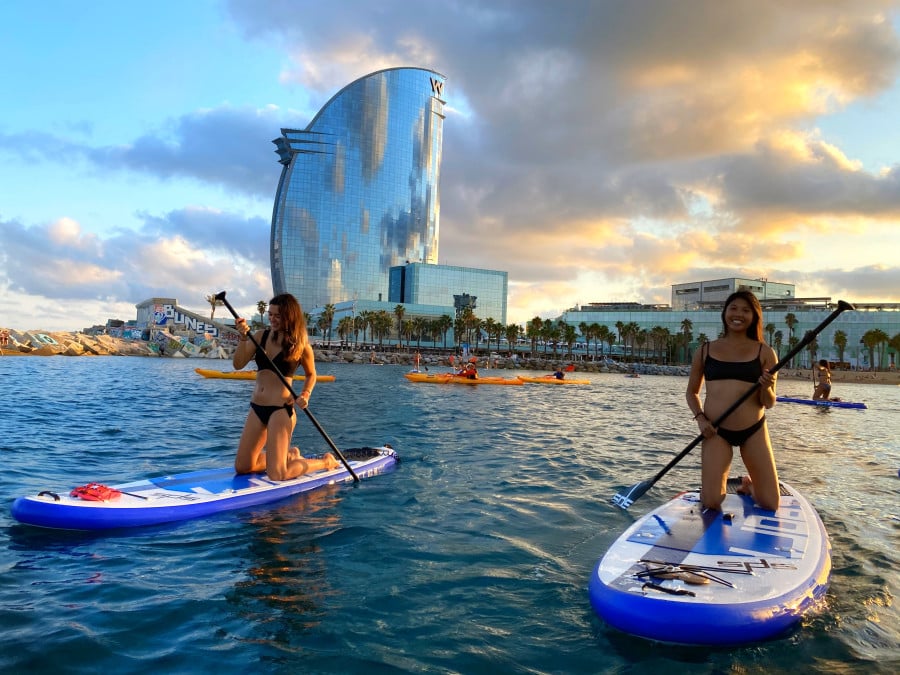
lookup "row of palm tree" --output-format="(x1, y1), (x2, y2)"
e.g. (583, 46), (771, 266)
(228, 295), (900, 369)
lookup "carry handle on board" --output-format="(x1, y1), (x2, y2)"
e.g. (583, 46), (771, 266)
(216, 291), (359, 482)
(611, 299), (854, 510)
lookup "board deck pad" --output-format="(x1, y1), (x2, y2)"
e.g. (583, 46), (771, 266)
(590, 481), (830, 645)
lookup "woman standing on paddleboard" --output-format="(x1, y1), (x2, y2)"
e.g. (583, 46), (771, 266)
(686, 291), (780, 511)
(233, 294), (337, 480)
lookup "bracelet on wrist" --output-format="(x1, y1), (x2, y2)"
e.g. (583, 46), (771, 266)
(693, 411), (706, 420)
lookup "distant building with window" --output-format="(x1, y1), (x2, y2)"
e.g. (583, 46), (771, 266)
(671, 277), (795, 311)
(389, 262), (507, 325)
(559, 278), (900, 369)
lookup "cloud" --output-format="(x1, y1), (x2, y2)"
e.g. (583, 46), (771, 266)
(0, 106), (289, 200)
(0, 209), (272, 323)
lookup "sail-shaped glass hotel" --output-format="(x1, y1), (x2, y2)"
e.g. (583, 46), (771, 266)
(271, 67), (446, 311)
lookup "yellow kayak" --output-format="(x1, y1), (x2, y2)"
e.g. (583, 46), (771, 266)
(404, 372), (524, 385)
(194, 368), (335, 382)
(517, 375), (591, 385)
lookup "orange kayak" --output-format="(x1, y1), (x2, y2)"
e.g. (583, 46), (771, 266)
(517, 376), (591, 385)
(403, 372), (523, 385)
(194, 368), (335, 382)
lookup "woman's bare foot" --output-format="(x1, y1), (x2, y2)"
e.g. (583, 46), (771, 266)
(737, 475), (753, 495)
(323, 452), (339, 470)
(287, 446), (301, 461)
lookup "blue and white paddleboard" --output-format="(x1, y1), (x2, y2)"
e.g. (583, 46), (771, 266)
(590, 481), (831, 645)
(776, 396), (866, 409)
(11, 446), (398, 531)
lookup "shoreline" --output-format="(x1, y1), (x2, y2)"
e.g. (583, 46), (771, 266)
(3, 330), (898, 387)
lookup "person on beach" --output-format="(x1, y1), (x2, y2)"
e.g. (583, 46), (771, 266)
(233, 293), (337, 480)
(686, 291), (780, 511)
(813, 359), (833, 400)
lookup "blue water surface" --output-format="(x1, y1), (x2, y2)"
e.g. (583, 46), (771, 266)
(0, 357), (897, 674)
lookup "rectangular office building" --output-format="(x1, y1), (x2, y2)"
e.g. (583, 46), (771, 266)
(672, 278), (795, 311)
(389, 262), (508, 324)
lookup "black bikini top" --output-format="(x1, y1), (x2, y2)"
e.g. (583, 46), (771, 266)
(703, 342), (763, 384)
(255, 330), (300, 377)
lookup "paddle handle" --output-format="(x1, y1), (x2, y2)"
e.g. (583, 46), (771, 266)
(645, 299), (854, 490)
(216, 291), (359, 482)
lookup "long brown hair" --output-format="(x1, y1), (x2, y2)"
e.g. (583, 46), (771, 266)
(269, 293), (308, 362)
(720, 290), (764, 342)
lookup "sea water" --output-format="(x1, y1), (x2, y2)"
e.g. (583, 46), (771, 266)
(0, 357), (897, 674)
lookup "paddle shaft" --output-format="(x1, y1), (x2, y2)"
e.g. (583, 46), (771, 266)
(216, 291), (359, 482)
(614, 300), (853, 506)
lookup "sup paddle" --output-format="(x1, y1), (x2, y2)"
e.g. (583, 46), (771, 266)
(216, 291), (359, 482)
(611, 299), (854, 510)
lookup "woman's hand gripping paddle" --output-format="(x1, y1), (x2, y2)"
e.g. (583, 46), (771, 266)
(216, 291), (359, 482)
(611, 300), (854, 510)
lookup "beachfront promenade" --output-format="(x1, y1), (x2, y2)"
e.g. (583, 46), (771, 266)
(3, 328), (898, 386)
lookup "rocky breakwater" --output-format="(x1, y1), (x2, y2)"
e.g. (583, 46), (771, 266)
(0, 329), (156, 357)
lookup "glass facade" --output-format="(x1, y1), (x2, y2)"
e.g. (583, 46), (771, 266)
(389, 262), (508, 324)
(271, 67), (446, 312)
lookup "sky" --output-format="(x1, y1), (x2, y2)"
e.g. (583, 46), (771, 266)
(2, 0), (900, 332)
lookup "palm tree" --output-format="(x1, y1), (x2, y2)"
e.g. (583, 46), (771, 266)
(773, 330), (783, 360)
(862, 328), (889, 370)
(680, 317), (693, 364)
(359, 310), (374, 345)
(337, 316), (354, 344)
(505, 323), (520, 355)
(353, 315), (365, 346)
(484, 318), (499, 351)
(321, 304), (335, 343)
(563, 323), (577, 357)
(765, 322), (776, 345)
(542, 319), (557, 356)
(256, 300), (268, 328)
(833, 330), (847, 366)
(394, 304), (406, 348)
(634, 328), (648, 361)
(412, 316), (428, 348)
(889, 332), (900, 371)
(527, 316), (543, 355)
(615, 320), (625, 355)
(596, 324), (609, 360)
(785, 312), (798, 343)
(437, 314), (453, 349)
(401, 318), (415, 348)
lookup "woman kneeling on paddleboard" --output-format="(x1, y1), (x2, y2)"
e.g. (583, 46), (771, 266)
(233, 294), (337, 480)
(686, 291), (780, 511)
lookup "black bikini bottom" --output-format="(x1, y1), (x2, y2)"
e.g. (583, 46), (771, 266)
(250, 402), (294, 426)
(717, 416), (765, 447)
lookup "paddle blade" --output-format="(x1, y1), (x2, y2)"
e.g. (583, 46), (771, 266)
(611, 479), (654, 510)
